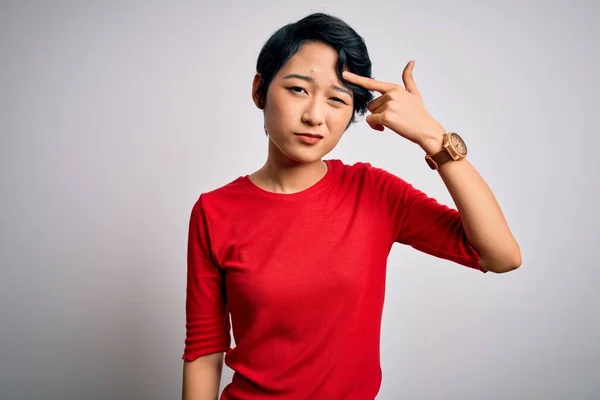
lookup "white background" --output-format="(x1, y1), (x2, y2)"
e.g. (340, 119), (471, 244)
(1, 1), (598, 398)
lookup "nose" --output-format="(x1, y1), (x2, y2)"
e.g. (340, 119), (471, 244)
(301, 98), (325, 126)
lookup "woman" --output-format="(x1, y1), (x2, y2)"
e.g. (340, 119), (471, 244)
(182, 12), (521, 400)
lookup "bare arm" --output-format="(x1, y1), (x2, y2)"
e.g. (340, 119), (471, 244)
(182, 352), (224, 400)
(421, 135), (522, 273)
(341, 63), (521, 274)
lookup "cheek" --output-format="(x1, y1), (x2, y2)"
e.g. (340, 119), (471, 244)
(266, 91), (296, 119)
(332, 109), (353, 129)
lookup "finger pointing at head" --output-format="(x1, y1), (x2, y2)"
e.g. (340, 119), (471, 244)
(342, 71), (397, 94)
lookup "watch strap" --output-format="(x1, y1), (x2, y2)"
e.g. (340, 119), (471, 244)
(426, 148), (453, 170)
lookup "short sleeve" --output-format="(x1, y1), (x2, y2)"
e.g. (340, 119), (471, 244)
(366, 164), (485, 272)
(182, 195), (232, 361)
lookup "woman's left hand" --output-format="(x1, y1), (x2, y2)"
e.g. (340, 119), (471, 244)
(342, 61), (446, 152)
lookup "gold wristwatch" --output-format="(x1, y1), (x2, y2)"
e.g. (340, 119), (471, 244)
(425, 132), (468, 170)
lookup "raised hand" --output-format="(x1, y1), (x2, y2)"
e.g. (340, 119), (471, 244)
(342, 61), (446, 152)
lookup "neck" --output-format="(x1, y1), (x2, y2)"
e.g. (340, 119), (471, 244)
(251, 141), (328, 194)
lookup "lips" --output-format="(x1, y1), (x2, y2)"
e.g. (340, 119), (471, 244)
(295, 133), (324, 139)
(295, 133), (323, 145)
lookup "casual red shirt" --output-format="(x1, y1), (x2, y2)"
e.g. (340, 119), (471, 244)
(183, 159), (485, 399)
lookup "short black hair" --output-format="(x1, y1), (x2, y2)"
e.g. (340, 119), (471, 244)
(255, 12), (374, 127)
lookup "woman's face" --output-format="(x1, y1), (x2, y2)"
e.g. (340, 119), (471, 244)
(253, 41), (354, 165)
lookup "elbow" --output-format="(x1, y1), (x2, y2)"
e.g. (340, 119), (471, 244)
(481, 247), (522, 274)
(499, 252), (522, 273)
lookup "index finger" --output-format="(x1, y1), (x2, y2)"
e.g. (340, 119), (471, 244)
(342, 71), (397, 94)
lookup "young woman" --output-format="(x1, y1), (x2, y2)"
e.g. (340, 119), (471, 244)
(181, 12), (521, 400)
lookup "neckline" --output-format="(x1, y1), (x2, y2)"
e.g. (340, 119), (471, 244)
(241, 159), (335, 201)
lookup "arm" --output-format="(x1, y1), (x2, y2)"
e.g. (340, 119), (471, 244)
(420, 134), (522, 273)
(182, 196), (231, 397)
(342, 62), (521, 273)
(182, 352), (224, 400)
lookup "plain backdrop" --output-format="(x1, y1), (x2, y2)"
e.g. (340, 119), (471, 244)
(1, 1), (599, 399)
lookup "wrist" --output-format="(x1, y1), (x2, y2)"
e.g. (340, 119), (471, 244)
(418, 129), (445, 154)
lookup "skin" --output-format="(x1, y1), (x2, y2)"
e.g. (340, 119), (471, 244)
(250, 41), (521, 273)
(341, 64), (521, 272)
(250, 41), (353, 194)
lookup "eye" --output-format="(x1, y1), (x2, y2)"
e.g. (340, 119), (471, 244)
(288, 86), (307, 94)
(331, 97), (347, 104)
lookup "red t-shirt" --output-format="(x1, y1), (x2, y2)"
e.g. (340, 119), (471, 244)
(183, 159), (485, 399)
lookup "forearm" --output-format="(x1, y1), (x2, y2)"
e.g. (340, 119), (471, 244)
(420, 135), (521, 273)
(182, 353), (224, 400)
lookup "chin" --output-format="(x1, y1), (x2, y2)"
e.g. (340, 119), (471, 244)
(272, 137), (329, 164)
(284, 148), (325, 164)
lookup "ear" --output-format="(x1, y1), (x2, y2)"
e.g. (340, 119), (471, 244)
(252, 73), (265, 109)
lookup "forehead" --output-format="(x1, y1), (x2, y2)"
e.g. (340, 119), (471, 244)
(279, 42), (340, 81)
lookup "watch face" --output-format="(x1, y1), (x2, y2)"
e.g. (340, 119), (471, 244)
(450, 133), (467, 156)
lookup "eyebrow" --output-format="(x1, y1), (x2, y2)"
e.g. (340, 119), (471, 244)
(282, 74), (353, 97)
